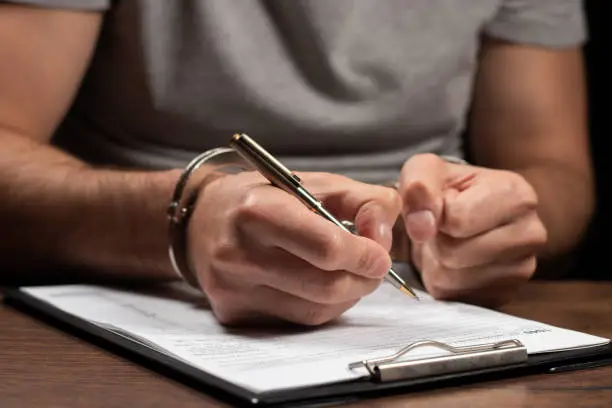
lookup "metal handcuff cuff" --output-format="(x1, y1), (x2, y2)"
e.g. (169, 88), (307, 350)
(167, 148), (468, 287)
(167, 147), (248, 287)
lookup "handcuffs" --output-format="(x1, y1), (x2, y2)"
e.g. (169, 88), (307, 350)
(167, 147), (467, 287)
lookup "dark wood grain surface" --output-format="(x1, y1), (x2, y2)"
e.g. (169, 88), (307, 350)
(1, 281), (611, 408)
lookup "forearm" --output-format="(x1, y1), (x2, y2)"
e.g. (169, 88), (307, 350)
(0, 131), (181, 284)
(517, 163), (595, 277)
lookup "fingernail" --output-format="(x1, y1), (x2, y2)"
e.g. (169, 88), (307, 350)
(378, 222), (393, 250)
(405, 210), (436, 242)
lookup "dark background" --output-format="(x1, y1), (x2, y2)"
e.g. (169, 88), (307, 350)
(565, 0), (610, 280)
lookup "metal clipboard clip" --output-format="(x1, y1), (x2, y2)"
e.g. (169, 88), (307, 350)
(348, 339), (527, 382)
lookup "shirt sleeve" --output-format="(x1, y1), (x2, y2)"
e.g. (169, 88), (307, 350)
(0, 0), (110, 10)
(483, 0), (588, 48)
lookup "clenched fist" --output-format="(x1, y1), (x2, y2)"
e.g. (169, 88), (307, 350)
(399, 154), (547, 307)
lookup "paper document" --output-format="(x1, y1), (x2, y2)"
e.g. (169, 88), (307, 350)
(21, 282), (609, 393)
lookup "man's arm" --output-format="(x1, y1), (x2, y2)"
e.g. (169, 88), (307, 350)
(468, 37), (594, 277)
(0, 5), (179, 284)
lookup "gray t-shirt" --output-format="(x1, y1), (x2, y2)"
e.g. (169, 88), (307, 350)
(8, 0), (587, 183)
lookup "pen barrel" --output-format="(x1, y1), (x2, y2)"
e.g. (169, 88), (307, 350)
(228, 133), (415, 298)
(296, 189), (410, 292)
(230, 133), (301, 191)
(294, 187), (349, 231)
(384, 269), (407, 289)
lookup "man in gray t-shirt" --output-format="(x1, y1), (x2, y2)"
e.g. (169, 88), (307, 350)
(0, 1), (594, 325)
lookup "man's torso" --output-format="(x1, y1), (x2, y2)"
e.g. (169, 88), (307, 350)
(57, 0), (502, 183)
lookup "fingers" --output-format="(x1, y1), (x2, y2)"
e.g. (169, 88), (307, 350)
(214, 246), (382, 305)
(441, 171), (538, 238)
(191, 170), (403, 327)
(256, 286), (359, 326)
(430, 211), (547, 269)
(419, 242), (537, 307)
(399, 155), (535, 243)
(353, 199), (398, 252)
(399, 154), (450, 242)
(398, 162), (544, 309)
(301, 172), (402, 251)
(205, 273), (360, 327)
(235, 185), (392, 279)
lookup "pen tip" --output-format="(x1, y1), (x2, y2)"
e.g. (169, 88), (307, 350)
(400, 286), (420, 301)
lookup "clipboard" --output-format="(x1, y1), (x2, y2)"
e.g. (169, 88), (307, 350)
(3, 286), (612, 408)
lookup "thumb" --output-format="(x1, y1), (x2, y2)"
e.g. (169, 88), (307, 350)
(399, 154), (447, 243)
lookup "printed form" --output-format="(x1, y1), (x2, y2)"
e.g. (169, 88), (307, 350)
(21, 282), (609, 393)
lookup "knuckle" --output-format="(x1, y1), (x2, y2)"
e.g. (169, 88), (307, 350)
(202, 272), (234, 307)
(443, 204), (469, 237)
(422, 265), (467, 301)
(209, 239), (239, 265)
(506, 172), (538, 209)
(435, 240), (464, 270)
(407, 153), (442, 168)
(316, 232), (345, 270)
(531, 220), (548, 247)
(378, 186), (402, 210)
(354, 243), (376, 275)
(322, 273), (355, 304)
(234, 190), (268, 224)
(518, 257), (537, 280)
(518, 214), (548, 252)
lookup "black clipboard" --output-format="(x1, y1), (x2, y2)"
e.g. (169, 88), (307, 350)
(3, 286), (612, 408)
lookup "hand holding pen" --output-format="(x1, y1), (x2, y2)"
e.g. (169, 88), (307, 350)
(182, 135), (413, 326)
(230, 133), (419, 299)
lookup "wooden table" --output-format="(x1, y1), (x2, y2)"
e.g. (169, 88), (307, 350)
(1, 281), (611, 408)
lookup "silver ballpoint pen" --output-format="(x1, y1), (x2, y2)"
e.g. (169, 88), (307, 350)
(229, 133), (419, 300)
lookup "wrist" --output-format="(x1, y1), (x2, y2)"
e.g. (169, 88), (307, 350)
(167, 147), (247, 288)
(60, 167), (181, 280)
